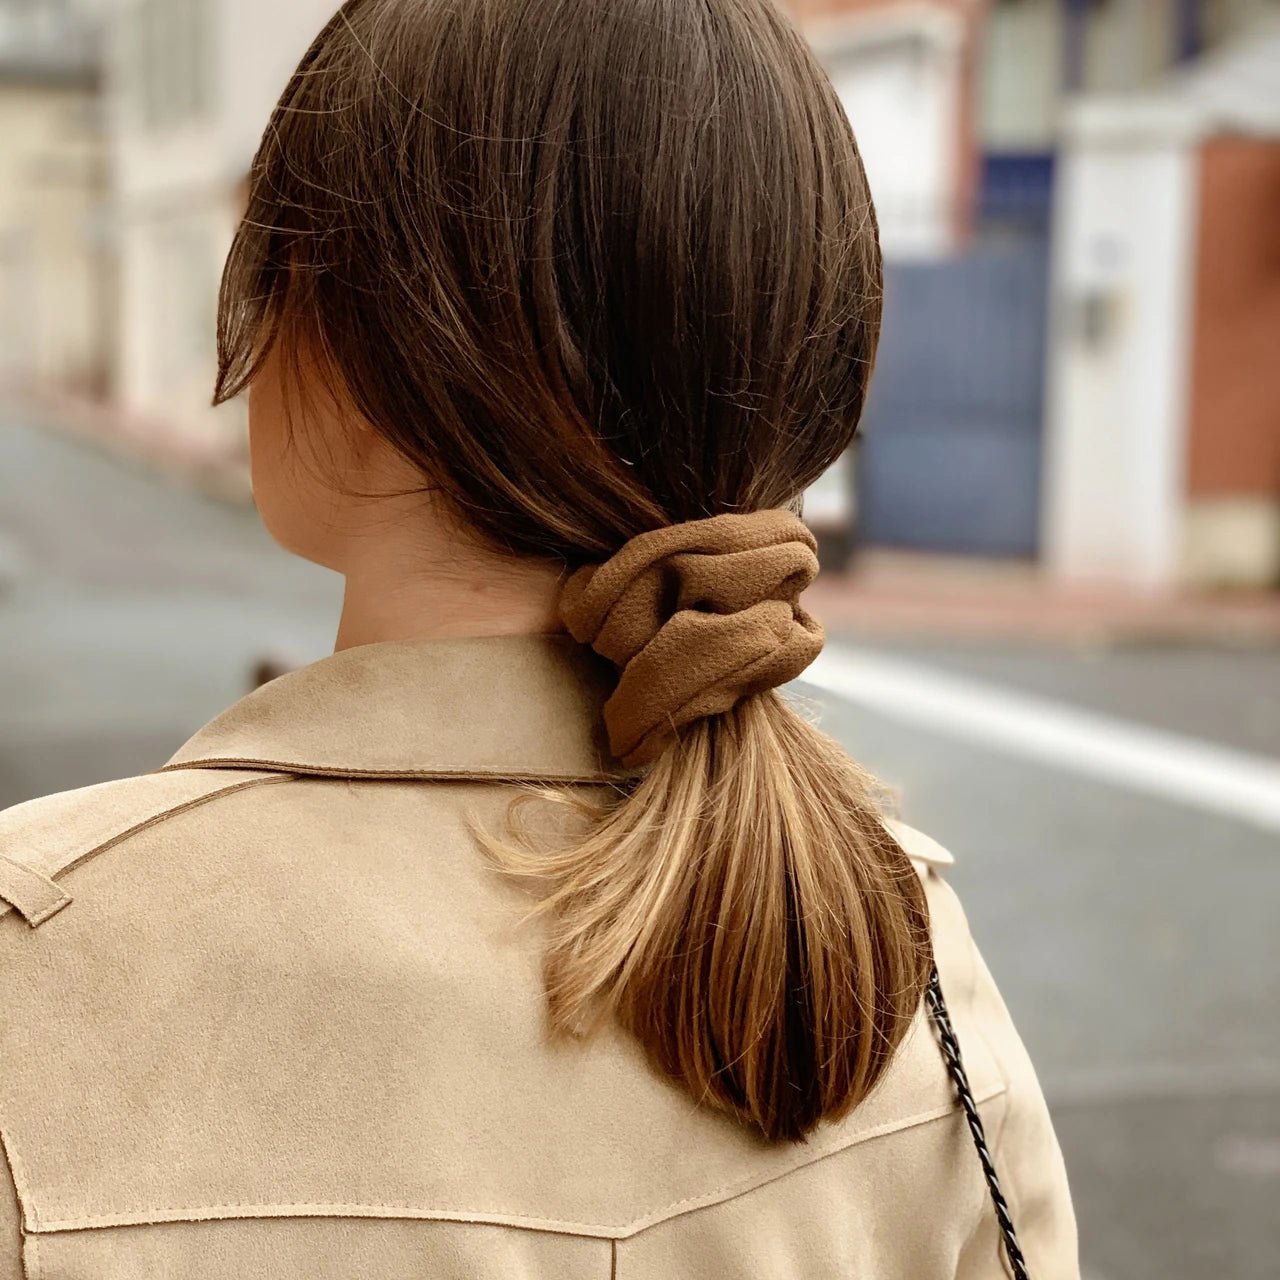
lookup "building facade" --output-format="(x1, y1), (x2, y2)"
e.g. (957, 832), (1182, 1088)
(88, 0), (1280, 590)
(789, 0), (984, 557)
(1044, 15), (1280, 589)
(811, 0), (1280, 590)
(0, 0), (106, 394)
(105, 0), (335, 457)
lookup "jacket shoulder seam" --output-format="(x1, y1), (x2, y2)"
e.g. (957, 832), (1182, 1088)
(56, 774), (293, 882)
(964, 933), (1016, 1202)
(0, 774), (293, 926)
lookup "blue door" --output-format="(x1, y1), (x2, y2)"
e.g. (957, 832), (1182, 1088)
(855, 155), (1054, 558)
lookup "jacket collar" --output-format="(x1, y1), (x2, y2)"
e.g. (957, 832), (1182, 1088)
(163, 635), (626, 783)
(160, 633), (953, 867)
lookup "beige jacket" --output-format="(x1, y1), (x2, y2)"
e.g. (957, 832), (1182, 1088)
(0, 636), (1077, 1279)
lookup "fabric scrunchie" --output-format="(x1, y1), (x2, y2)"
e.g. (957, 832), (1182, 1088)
(559, 510), (824, 767)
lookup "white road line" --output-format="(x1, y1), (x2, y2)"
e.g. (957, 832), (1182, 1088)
(803, 645), (1280, 834)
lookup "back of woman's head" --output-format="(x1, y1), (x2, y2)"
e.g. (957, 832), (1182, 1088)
(218, 0), (931, 1143)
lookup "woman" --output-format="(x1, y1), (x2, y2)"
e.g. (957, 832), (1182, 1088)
(0, 0), (1077, 1276)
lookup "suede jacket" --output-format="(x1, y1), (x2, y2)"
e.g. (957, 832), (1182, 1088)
(0, 635), (1078, 1279)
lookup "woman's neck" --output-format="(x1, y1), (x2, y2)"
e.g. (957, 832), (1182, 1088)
(333, 525), (567, 653)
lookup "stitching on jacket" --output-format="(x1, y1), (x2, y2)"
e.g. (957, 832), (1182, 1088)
(2, 1102), (42, 1277)
(26, 896), (72, 929)
(953, 1177), (1001, 1280)
(961, 931), (1016, 1275)
(964, 934), (1013, 1156)
(616, 1084), (1000, 1239)
(0, 775), (293, 923)
(158, 758), (623, 785)
(28, 1083), (1006, 1239)
(924, 870), (1011, 1271)
(54, 775), (293, 882)
(0, 774), (301, 1252)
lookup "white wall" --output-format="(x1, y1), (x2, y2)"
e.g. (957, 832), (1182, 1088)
(0, 83), (105, 390)
(816, 8), (966, 260)
(221, 0), (339, 172)
(107, 0), (337, 434)
(1041, 98), (1201, 589)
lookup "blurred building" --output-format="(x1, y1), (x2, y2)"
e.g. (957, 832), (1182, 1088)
(1045, 15), (1280, 590)
(797, 0), (983, 258)
(0, 0), (106, 394)
(103, 0), (336, 457)
(801, 0), (1280, 591)
(13, 0), (1276, 593)
(791, 0), (985, 559)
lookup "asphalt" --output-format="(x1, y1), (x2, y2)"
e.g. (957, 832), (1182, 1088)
(2, 411), (1278, 1279)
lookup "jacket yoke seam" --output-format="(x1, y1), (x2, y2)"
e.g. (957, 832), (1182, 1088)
(28, 1085), (1004, 1239)
(0, 771), (296, 1266)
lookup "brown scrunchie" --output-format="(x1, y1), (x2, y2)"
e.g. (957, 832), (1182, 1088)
(559, 510), (824, 767)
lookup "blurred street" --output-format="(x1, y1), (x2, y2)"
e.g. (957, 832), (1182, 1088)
(2, 409), (1277, 1279)
(1, 0), (1277, 1274)
(0, 412), (338, 802)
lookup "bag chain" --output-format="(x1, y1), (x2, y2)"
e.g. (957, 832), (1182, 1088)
(926, 967), (1031, 1280)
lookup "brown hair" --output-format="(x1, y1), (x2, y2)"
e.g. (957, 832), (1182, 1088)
(216, 0), (931, 1142)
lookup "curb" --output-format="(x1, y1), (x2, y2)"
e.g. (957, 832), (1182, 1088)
(809, 558), (1280, 648)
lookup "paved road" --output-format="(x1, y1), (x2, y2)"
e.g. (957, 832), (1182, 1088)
(2, 412), (1278, 1278)
(0, 416), (339, 801)
(804, 674), (1280, 1280)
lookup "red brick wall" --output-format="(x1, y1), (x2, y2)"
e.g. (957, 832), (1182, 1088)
(1186, 138), (1280, 498)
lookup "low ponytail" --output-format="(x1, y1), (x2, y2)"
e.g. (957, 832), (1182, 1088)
(216, 0), (924, 1141)
(491, 513), (932, 1142)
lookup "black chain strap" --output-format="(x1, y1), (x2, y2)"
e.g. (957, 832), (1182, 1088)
(925, 967), (1030, 1280)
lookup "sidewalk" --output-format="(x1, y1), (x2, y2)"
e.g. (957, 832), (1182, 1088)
(809, 550), (1280, 647)
(9, 390), (1280, 648)
(8, 387), (252, 504)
